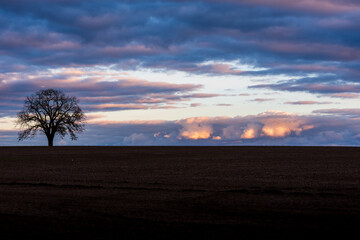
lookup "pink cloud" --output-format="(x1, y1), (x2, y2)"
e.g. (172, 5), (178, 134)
(285, 101), (333, 105)
(150, 61), (244, 76)
(0, 31), (80, 51)
(251, 98), (274, 102)
(1, 68), (229, 114)
(274, 64), (339, 72)
(83, 103), (154, 110)
(301, 84), (360, 93)
(42, 41), (81, 51)
(209, 63), (242, 75)
(325, 93), (360, 99)
(89, 119), (168, 125)
(190, 103), (202, 107)
(98, 44), (180, 58)
(260, 41), (360, 61)
(99, 45), (157, 57)
(206, 0), (360, 13)
(313, 108), (360, 117)
(251, 83), (360, 94)
(317, 18), (356, 29)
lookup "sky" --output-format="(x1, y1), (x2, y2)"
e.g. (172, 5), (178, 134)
(1, 0), (360, 146)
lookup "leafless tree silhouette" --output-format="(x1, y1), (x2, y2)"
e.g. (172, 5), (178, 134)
(17, 89), (85, 146)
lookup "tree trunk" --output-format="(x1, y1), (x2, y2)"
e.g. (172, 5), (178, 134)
(47, 134), (54, 147)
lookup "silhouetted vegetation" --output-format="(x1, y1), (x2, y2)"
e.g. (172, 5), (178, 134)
(17, 89), (85, 146)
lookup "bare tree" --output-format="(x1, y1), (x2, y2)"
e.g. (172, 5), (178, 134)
(17, 89), (85, 146)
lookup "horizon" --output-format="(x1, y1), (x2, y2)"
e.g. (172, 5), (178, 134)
(1, 0), (360, 146)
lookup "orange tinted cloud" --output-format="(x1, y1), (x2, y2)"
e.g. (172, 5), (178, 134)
(177, 117), (214, 140)
(175, 112), (316, 140)
(259, 112), (314, 138)
(262, 125), (292, 137)
(241, 128), (256, 139)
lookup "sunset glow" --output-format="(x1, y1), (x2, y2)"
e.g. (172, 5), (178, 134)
(1, 0), (360, 146)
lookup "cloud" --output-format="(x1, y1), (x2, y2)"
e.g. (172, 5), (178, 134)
(0, 0), (359, 75)
(285, 101), (333, 105)
(176, 117), (214, 140)
(205, 0), (360, 13)
(216, 103), (232, 107)
(169, 111), (359, 145)
(241, 124), (262, 139)
(0, 67), (225, 116)
(0, 0), (359, 106)
(312, 108), (360, 118)
(251, 98), (275, 102)
(190, 103), (202, 107)
(325, 93), (360, 99)
(250, 82), (360, 94)
(4, 110), (360, 146)
(1, 0), (360, 147)
(123, 133), (152, 145)
(258, 41), (360, 61)
(260, 118), (313, 138)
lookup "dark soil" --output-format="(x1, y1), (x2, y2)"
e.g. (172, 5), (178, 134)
(0, 146), (359, 239)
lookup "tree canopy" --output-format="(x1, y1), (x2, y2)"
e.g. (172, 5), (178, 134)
(17, 89), (85, 146)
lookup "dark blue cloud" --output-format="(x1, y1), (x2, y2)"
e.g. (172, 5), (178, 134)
(1, 0), (359, 70)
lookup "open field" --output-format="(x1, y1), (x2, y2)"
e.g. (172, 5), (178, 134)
(0, 146), (359, 239)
